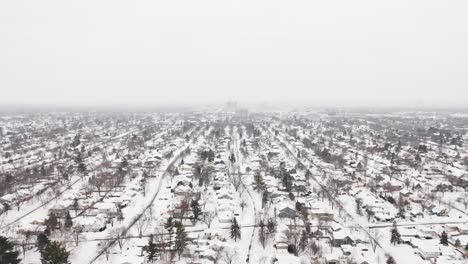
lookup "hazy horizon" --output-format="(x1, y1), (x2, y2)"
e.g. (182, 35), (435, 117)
(1, 1), (468, 107)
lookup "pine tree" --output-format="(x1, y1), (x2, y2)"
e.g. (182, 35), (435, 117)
(230, 217), (241, 241)
(120, 157), (128, 169)
(282, 172), (293, 192)
(74, 152), (82, 164)
(40, 241), (70, 264)
(390, 223), (400, 245)
(258, 220), (267, 248)
(465, 242), (468, 251)
(0, 236), (21, 264)
(190, 199), (202, 221)
(72, 198), (79, 217)
(46, 213), (59, 231)
(77, 162), (86, 174)
(355, 198), (363, 215)
(116, 208), (124, 222)
(64, 212), (73, 229)
(36, 233), (49, 252)
(72, 134), (80, 148)
(229, 153), (236, 163)
(164, 217), (174, 246)
(174, 222), (187, 259)
(299, 230), (308, 253)
(386, 255), (396, 264)
(262, 191), (269, 208)
(454, 239), (461, 247)
(254, 172), (266, 192)
(143, 235), (158, 263)
(440, 231), (448, 245)
(267, 218), (277, 235)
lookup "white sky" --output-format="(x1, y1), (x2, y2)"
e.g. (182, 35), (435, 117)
(1, 0), (467, 107)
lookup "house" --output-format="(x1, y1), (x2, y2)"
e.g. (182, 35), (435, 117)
(352, 244), (375, 264)
(399, 189), (413, 197)
(278, 206), (296, 219)
(48, 204), (69, 218)
(310, 204), (334, 221)
(94, 202), (117, 217)
(274, 224), (290, 250)
(325, 254), (344, 264)
(417, 243), (440, 260)
(174, 184), (192, 196)
(217, 210), (233, 223)
(74, 216), (106, 232)
(332, 229), (354, 247)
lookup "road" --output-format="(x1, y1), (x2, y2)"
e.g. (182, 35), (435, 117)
(88, 126), (204, 264)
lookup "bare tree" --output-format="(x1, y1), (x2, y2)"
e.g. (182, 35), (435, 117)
(462, 192), (468, 209)
(99, 241), (111, 261)
(240, 200), (247, 211)
(73, 225), (83, 246)
(222, 246), (239, 264)
(229, 172), (242, 191)
(369, 228), (382, 252)
(110, 228), (124, 250)
(19, 231), (32, 257)
(135, 213), (149, 238)
(90, 172), (110, 196)
(56, 164), (73, 182)
(202, 210), (217, 228)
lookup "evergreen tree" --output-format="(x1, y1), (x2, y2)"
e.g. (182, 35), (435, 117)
(355, 198), (363, 215)
(440, 231), (448, 245)
(282, 172), (293, 192)
(120, 157), (128, 169)
(41, 163), (47, 177)
(174, 222), (187, 259)
(40, 241), (70, 264)
(258, 220), (267, 248)
(390, 223), (400, 245)
(116, 208), (124, 222)
(64, 212), (73, 229)
(72, 198), (79, 217)
(253, 172), (266, 192)
(229, 153), (236, 163)
(164, 217), (174, 246)
(36, 233), (49, 252)
(386, 255), (396, 264)
(190, 199), (202, 221)
(0, 236), (21, 264)
(72, 134), (81, 148)
(267, 218), (277, 235)
(262, 191), (269, 208)
(298, 230), (308, 253)
(77, 162), (86, 174)
(46, 213), (59, 231)
(74, 152), (82, 164)
(230, 217), (241, 241)
(465, 242), (468, 251)
(454, 238), (461, 247)
(142, 235), (158, 263)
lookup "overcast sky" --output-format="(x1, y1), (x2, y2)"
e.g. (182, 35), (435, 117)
(1, 0), (467, 107)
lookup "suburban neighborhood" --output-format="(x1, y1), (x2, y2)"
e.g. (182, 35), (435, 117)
(0, 107), (467, 264)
